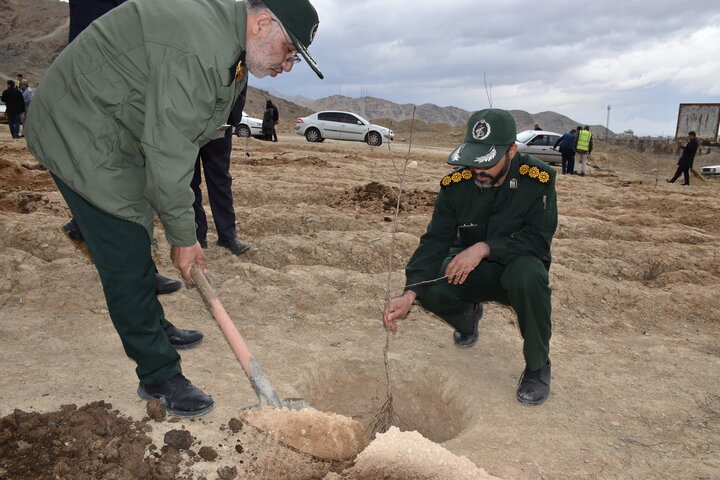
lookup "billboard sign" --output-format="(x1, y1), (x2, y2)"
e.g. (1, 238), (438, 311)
(675, 103), (720, 141)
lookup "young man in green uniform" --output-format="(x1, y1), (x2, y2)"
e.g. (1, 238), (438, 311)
(25, 0), (323, 417)
(383, 109), (557, 405)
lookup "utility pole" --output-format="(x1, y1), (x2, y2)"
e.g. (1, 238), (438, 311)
(606, 105), (611, 141)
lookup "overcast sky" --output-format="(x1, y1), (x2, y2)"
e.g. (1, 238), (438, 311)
(252, 0), (720, 136)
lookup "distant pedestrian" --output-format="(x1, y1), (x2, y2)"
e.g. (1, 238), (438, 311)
(1, 80), (25, 139)
(553, 129), (577, 175)
(667, 131), (698, 186)
(262, 100), (275, 141)
(269, 100), (279, 141)
(533, 123), (542, 130)
(574, 126), (593, 176)
(19, 80), (33, 137)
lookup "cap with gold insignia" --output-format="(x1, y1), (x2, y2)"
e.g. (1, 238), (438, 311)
(447, 109), (517, 168)
(262, 0), (323, 79)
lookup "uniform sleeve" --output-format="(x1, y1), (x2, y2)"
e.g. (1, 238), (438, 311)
(404, 189), (458, 298)
(140, 55), (220, 247)
(485, 175), (558, 264)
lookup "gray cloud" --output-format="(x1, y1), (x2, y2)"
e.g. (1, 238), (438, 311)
(255, 0), (720, 136)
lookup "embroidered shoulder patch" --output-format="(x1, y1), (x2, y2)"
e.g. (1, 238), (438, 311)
(441, 168), (473, 188)
(518, 164), (551, 184)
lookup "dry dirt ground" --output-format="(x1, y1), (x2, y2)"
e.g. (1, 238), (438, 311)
(0, 128), (719, 480)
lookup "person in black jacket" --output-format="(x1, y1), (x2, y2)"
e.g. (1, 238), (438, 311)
(1, 80), (25, 139)
(667, 131), (699, 186)
(191, 85), (252, 256)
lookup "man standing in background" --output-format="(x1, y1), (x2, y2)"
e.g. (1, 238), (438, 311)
(667, 131), (699, 186)
(574, 126), (593, 176)
(1, 80), (25, 139)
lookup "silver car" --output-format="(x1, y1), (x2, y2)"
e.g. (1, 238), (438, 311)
(295, 110), (394, 146)
(516, 130), (563, 165)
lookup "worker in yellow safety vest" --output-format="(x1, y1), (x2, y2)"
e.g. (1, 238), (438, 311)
(574, 126), (593, 176)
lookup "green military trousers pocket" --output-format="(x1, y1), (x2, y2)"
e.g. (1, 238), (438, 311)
(417, 254), (551, 370)
(52, 174), (181, 385)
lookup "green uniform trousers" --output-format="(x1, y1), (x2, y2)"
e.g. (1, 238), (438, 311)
(53, 175), (181, 385)
(418, 255), (551, 371)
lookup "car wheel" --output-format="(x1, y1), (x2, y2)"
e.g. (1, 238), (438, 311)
(367, 131), (382, 146)
(305, 128), (322, 142)
(235, 125), (251, 137)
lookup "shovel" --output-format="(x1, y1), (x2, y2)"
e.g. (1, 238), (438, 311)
(190, 265), (309, 409)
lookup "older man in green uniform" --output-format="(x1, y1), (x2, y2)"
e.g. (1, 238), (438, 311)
(25, 0), (323, 417)
(383, 109), (557, 405)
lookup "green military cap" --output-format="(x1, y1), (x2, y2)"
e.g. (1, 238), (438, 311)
(447, 109), (517, 168)
(262, 0), (323, 79)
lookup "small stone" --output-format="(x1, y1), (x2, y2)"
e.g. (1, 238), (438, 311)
(147, 399), (167, 422)
(198, 446), (218, 461)
(235, 443), (244, 454)
(228, 418), (243, 433)
(217, 466), (238, 480)
(163, 429), (193, 450)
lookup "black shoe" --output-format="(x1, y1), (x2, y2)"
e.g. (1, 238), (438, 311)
(155, 273), (182, 295)
(681, 183), (690, 186)
(666, 179), (673, 183)
(516, 361), (551, 405)
(198, 238), (208, 248)
(216, 238), (250, 255)
(453, 303), (483, 348)
(62, 220), (84, 242)
(164, 324), (203, 350)
(137, 374), (215, 417)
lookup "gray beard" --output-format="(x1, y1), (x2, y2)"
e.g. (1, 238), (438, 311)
(474, 181), (495, 189)
(246, 28), (281, 79)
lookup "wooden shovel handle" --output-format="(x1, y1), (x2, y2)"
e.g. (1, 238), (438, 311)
(190, 265), (281, 407)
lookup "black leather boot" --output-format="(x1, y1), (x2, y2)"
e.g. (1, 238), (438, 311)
(453, 303), (483, 348)
(164, 324), (203, 350)
(155, 273), (182, 295)
(516, 361), (551, 405)
(137, 374), (215, 417)
(216, 237), (251, 255)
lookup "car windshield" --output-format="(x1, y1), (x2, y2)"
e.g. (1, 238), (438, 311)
(516, 131), (535, 143)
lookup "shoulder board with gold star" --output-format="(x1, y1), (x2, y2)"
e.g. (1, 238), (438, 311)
(517, 162), (552, 184)
(440, 167), (473, 189)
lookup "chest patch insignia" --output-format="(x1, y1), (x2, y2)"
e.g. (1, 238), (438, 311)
(472, 119), (491, 140)
(235, 61), (246, 83)
(441, 168), (473, 187)
(510, 178), (518, 189)
(518, 164), (551, 183)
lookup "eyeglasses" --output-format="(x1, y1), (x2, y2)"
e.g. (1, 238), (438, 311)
(271, 18), (302, 65)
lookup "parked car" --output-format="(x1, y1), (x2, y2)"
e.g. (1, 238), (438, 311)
(515, 130), (563, 165)
(0, 103), (6, 124)
(235, 111), (264, 138)
(700, 164), (720, 177)
(295, 111), (394, 146)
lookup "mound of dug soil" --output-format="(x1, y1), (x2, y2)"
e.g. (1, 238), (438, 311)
(0, 401), (185, 480)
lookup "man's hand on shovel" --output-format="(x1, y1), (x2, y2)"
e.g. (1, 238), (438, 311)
(171, 242), (207, 280)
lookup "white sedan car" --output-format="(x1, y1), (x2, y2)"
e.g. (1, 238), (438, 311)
(516, 130), (563, 165)
(701, 165), (720, 177)
(234, 111), (264, 138)
(295, 111), (394, 146)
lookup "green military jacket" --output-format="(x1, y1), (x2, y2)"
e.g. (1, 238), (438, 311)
(26, 0), (249, 246)
(405, 152), (558, 297)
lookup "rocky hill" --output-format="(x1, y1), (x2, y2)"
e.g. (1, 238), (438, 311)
(297, 94), (614, 137)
